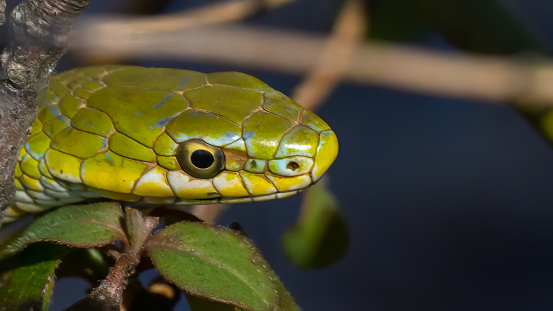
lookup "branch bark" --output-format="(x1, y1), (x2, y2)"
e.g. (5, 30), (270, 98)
(0, 0), (6, 26)
(0, 0), (89, 222)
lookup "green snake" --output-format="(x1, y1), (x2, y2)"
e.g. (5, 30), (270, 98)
(4, 66), (338, 223)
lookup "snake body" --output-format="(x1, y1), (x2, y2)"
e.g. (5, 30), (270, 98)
(4, 66), (338, 222)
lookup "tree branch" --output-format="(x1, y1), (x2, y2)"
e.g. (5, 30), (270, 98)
(291, 0), (366, 110)
(78, 0), (294, 35)
(0, 0), (89, 222)
(0, 0), (6, 26)
(72, 19), (553, 108)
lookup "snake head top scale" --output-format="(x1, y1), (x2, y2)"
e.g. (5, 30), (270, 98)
(5, 66), (338, 222)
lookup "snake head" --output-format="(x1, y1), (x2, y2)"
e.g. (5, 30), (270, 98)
(18, 66), (338, 211)
(6, 67), (338, 223)
(159, 71), (339, 204)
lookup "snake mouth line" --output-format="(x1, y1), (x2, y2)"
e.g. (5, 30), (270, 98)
(137, 190), (301, 206)
(219, 190), (300, 204)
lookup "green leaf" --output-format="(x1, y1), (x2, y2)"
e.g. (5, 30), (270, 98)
(186, 293), (240, 311)
(282, 179), (349, 269)
(125, 207), (159, 253)
(2, 202), (126, 256)
(146, 222), (299, 311)
(0, 243), (70, 311)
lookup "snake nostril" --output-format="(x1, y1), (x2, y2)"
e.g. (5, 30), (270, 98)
(286, 161), (300, 171)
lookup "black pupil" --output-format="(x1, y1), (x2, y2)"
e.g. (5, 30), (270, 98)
(190, 149), (215, 169)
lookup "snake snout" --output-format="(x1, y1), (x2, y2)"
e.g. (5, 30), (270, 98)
(310, 130), (338, 182)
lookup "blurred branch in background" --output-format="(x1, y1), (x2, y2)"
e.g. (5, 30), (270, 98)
(291, 0), (366, 110)
(190, 204), (227, 224)
(73, 22), (553, 108)
(78, 0), (294, 34)
(70, 1), (553, 110)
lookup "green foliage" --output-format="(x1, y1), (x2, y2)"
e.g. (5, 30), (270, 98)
(2, 202), (126, 256)
(0, 243), (70, 311)
(0, 202), (306, 310)
(186, 293), (243, 311)
(282, 180), (349, 269)
(147, 221), (299, 311)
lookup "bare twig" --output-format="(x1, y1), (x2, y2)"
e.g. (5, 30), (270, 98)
(72, 21), (553, 108)
(0, 0), (90, 223)
(291, 0), (366, 110)
(65, 254), (132, 311)
(79, 0), (294, 35)
(66, 209), (159, 310)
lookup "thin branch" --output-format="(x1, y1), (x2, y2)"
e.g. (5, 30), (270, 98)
(66, 209), (159, 310)
(291, 0), (366, 110)
(79, 0), (294, 35)
(0, 0), (90, 223)
(72, 20), (553, 108)
(65, 254), (132, 311)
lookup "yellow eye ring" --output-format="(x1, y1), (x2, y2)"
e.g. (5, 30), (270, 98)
(176, 140), (225, 179)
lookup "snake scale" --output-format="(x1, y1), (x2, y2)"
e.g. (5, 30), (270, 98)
(3, 66), (338, 223)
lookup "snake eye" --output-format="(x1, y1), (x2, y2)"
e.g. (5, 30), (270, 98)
(191, 149), (214, 168)
(177, 140), (225, 178)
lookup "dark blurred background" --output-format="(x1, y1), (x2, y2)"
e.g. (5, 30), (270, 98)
(23, 0), (553, 310)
